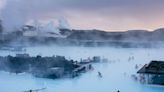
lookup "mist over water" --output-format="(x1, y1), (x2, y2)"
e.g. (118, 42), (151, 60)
(0, 46), (164, 92)
(0, 0), (164, 92)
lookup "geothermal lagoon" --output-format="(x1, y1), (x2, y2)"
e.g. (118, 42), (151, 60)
(0, 46), (164, 92)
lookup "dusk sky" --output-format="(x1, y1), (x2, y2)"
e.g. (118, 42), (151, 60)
(0, 0), (164, 31)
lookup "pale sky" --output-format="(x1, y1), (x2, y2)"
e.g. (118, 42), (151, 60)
(0, 0), (164, 31)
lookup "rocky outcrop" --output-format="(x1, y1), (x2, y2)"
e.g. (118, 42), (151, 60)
(0, 54), (101, 79)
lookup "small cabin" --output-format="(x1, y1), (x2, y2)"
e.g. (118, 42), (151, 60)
(137, 61), (164, 85)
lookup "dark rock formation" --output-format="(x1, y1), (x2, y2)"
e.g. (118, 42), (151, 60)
(0, 54), (100, 79)
(1, 25), (164, 47)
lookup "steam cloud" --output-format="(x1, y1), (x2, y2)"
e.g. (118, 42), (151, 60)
(0, 0), (70, 31)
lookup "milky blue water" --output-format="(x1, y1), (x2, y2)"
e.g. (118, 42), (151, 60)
(0, 46), (164, 92)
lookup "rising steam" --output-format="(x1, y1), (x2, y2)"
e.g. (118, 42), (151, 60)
(0, 0), (70, 31)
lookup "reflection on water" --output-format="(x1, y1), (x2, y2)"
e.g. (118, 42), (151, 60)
(0, 46), (164, 92)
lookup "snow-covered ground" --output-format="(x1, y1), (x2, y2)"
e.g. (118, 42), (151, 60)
(0, 46), (164, 92)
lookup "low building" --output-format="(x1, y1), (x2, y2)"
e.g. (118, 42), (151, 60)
(137, 61), (164, 85)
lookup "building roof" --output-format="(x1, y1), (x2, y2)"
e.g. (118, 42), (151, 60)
(137, 61), (164, 75)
